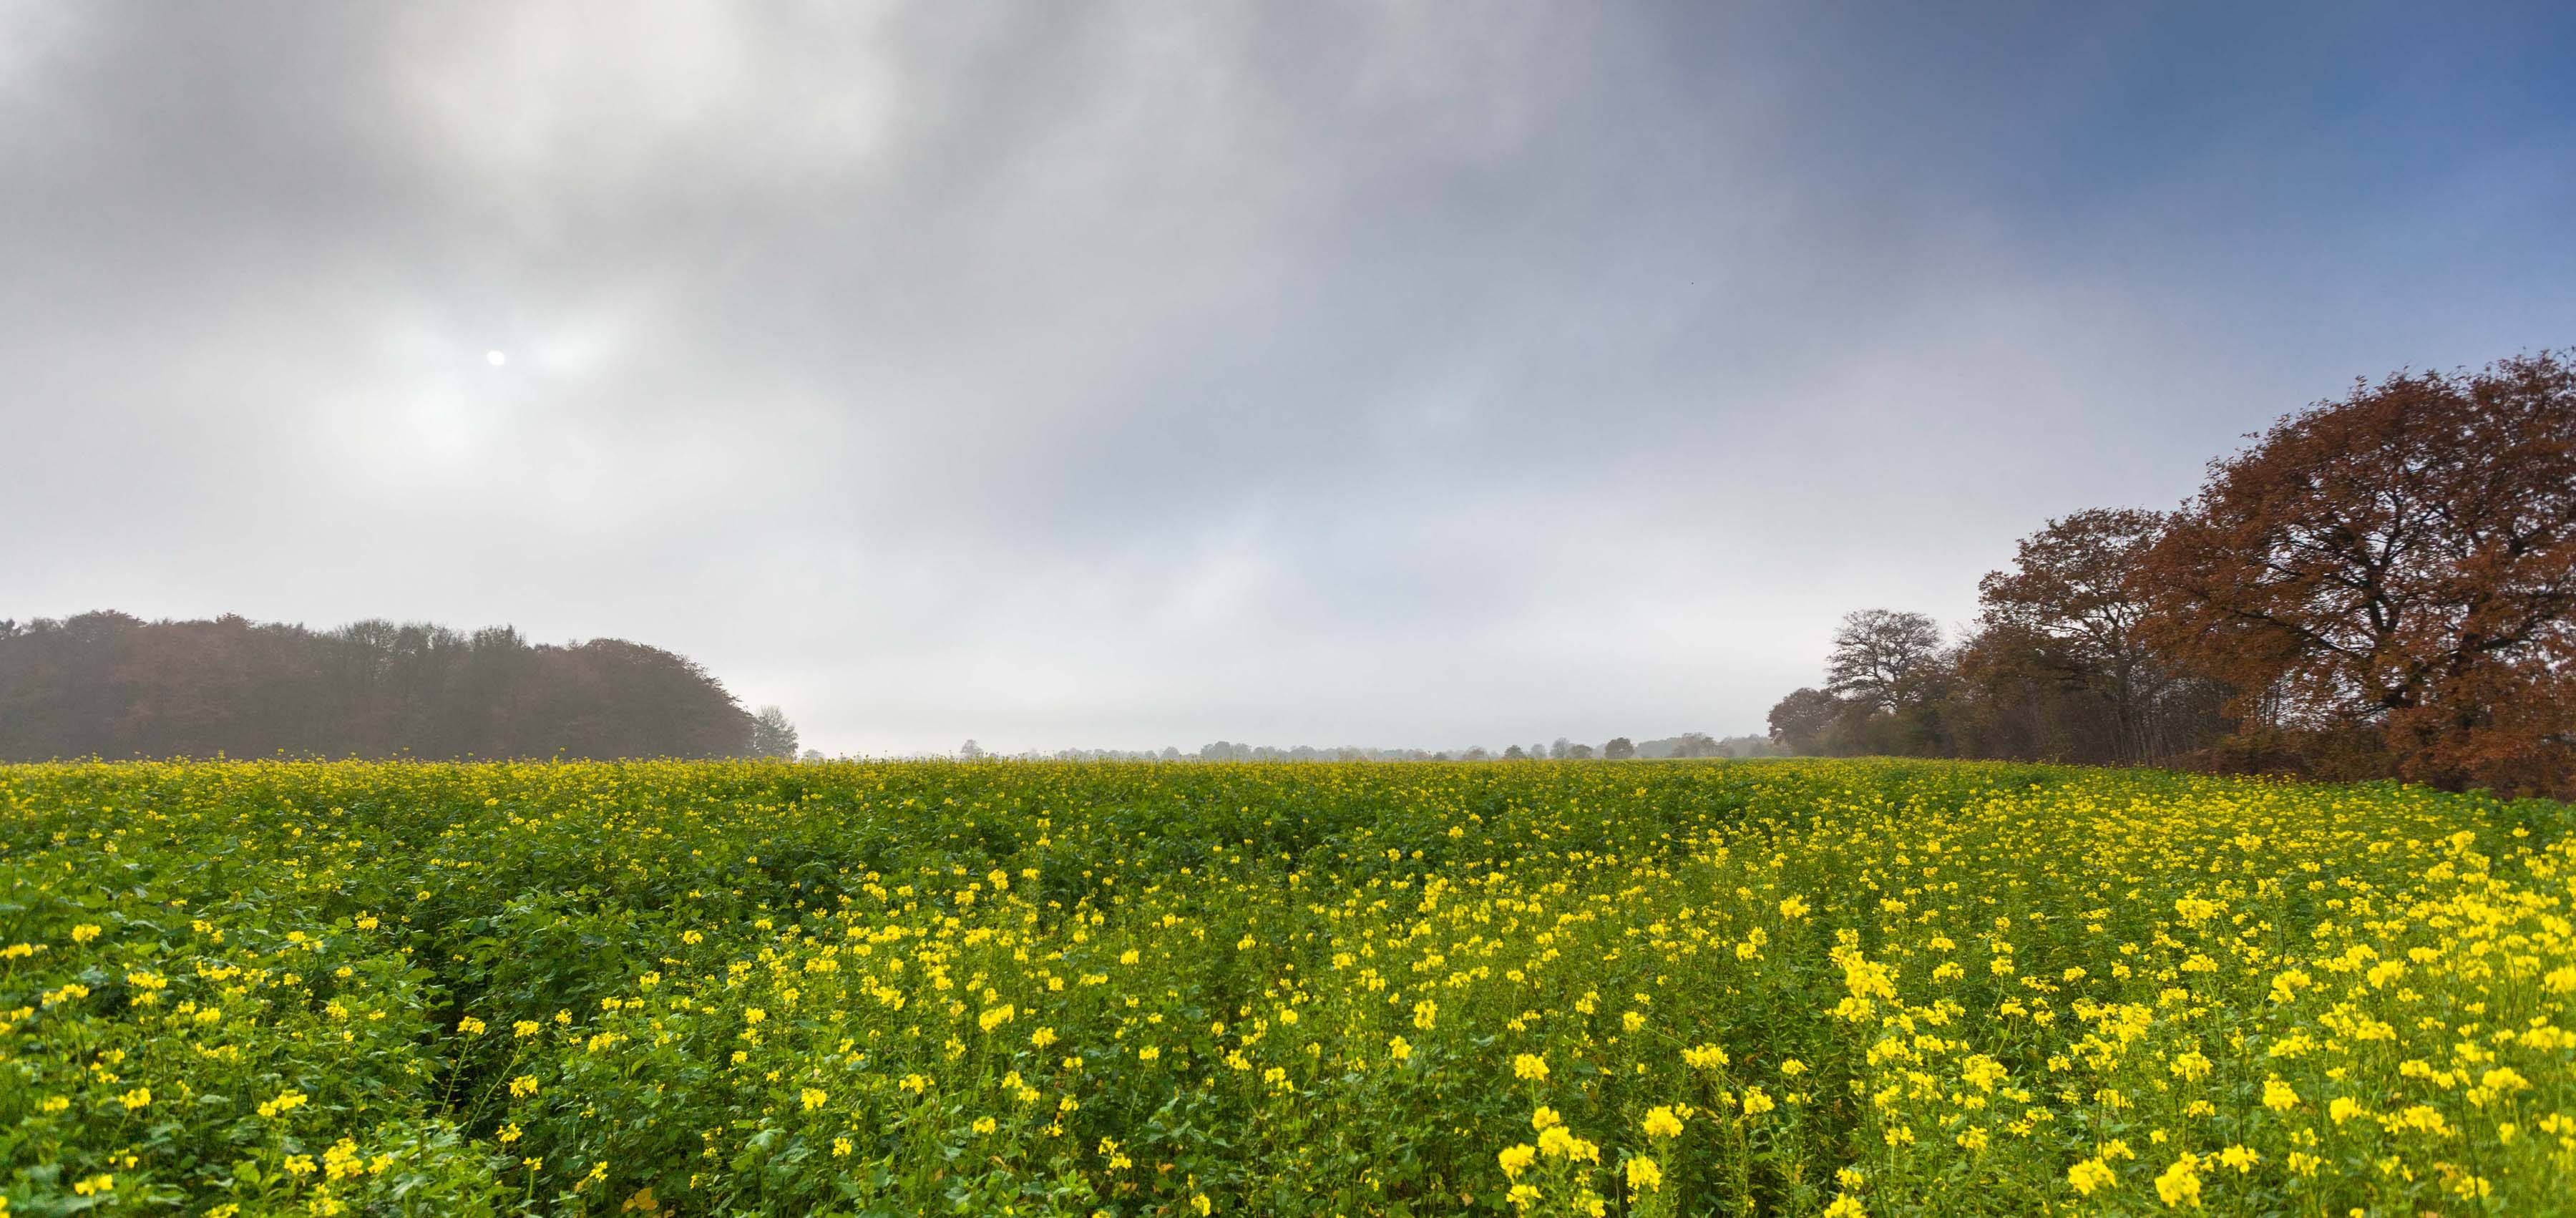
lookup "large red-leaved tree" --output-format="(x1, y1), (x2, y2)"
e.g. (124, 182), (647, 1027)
(2136, 351), (2576, 796)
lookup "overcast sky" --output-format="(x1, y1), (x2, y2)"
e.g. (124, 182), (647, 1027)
(4, 2), (2572, 755)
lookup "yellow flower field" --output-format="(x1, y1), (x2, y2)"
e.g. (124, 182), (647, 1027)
(1, 759), (2570, 1216)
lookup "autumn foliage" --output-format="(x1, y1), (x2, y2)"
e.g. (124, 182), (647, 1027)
(2137, 352), (2576, 796)
(0, 611), (761, 761)
(1774, 350), (2575, 799)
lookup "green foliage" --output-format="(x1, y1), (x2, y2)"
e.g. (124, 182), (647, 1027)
(0, 759), (2569, 1215)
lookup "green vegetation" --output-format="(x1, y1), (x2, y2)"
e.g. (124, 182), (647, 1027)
(2, 759), (2571, 1215)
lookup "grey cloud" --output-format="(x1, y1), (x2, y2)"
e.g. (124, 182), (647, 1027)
(5, 1), (2571, 753)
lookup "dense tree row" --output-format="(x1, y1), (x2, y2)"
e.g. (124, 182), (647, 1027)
(989, 734), (1779, 764)
(0, 611), (777, 761)
(1768, 351), (2575, 799)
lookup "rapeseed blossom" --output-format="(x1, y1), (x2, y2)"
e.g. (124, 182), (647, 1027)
(1, 756), (2569, 1214)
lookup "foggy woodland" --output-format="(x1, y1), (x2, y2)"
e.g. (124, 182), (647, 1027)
(0, 612), (778, 761)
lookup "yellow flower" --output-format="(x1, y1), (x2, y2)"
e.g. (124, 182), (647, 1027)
(2216, 1145), (2258, 1174)
(1387, 1036), (1411, 1062)
(1821, 1195), (1867, 1218)
(1625, 1154), (1662, 1194)
(2068, 1159), (2117, 1195)
(459, 1016), (488, 1036)
(2152, 1155), (2202, 1209)
(1412, 1000), (1438, 1030)
(801, 1088), (828, 1111)
(1512, 1053), (1549, 1081)
(1778, 897), (1810, 920)
(119, 1086), (151, 1110)
(2261, 1078), (2298, 1111)
(509, 1075), (539, 1098)
(70, 925), (102, 944)
(1531, 1106), (1562, 1131)
(1641, 1106), (1685, 1139)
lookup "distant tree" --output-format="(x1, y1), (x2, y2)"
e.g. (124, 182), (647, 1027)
(1601, 736), (1636, 759)
(1669, 731), (1721, 758)
(0, 611), (755, 761)
(1976, 509), (2225, 764)
(960, 739), (986, 761)
(1463, 746), (1491, 761)
(1766, 688), (1842, 755)
(1548, 737), (1570, 759)
(1566, 743), (1596, 759)
(799, 748), (824, 762)
(2137, 352), (2576, 796)
(752, 706), (800, 759)
(1503, 744), (1528, 759)
(1826, 610), (1946, 712)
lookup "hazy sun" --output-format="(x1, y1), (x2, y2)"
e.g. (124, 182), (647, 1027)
(486, 350), (507, 366)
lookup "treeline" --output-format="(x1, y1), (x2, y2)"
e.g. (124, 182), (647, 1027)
(955, 733), (1782, 763)
(0, 611), (786, 761)
(1768, 351), (2575, 799)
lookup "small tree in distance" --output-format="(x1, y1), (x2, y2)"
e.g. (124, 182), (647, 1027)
(751, 706), (799, 759)
(1603, 736), (1636, 759)
(1826, 610), (1946, 712)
